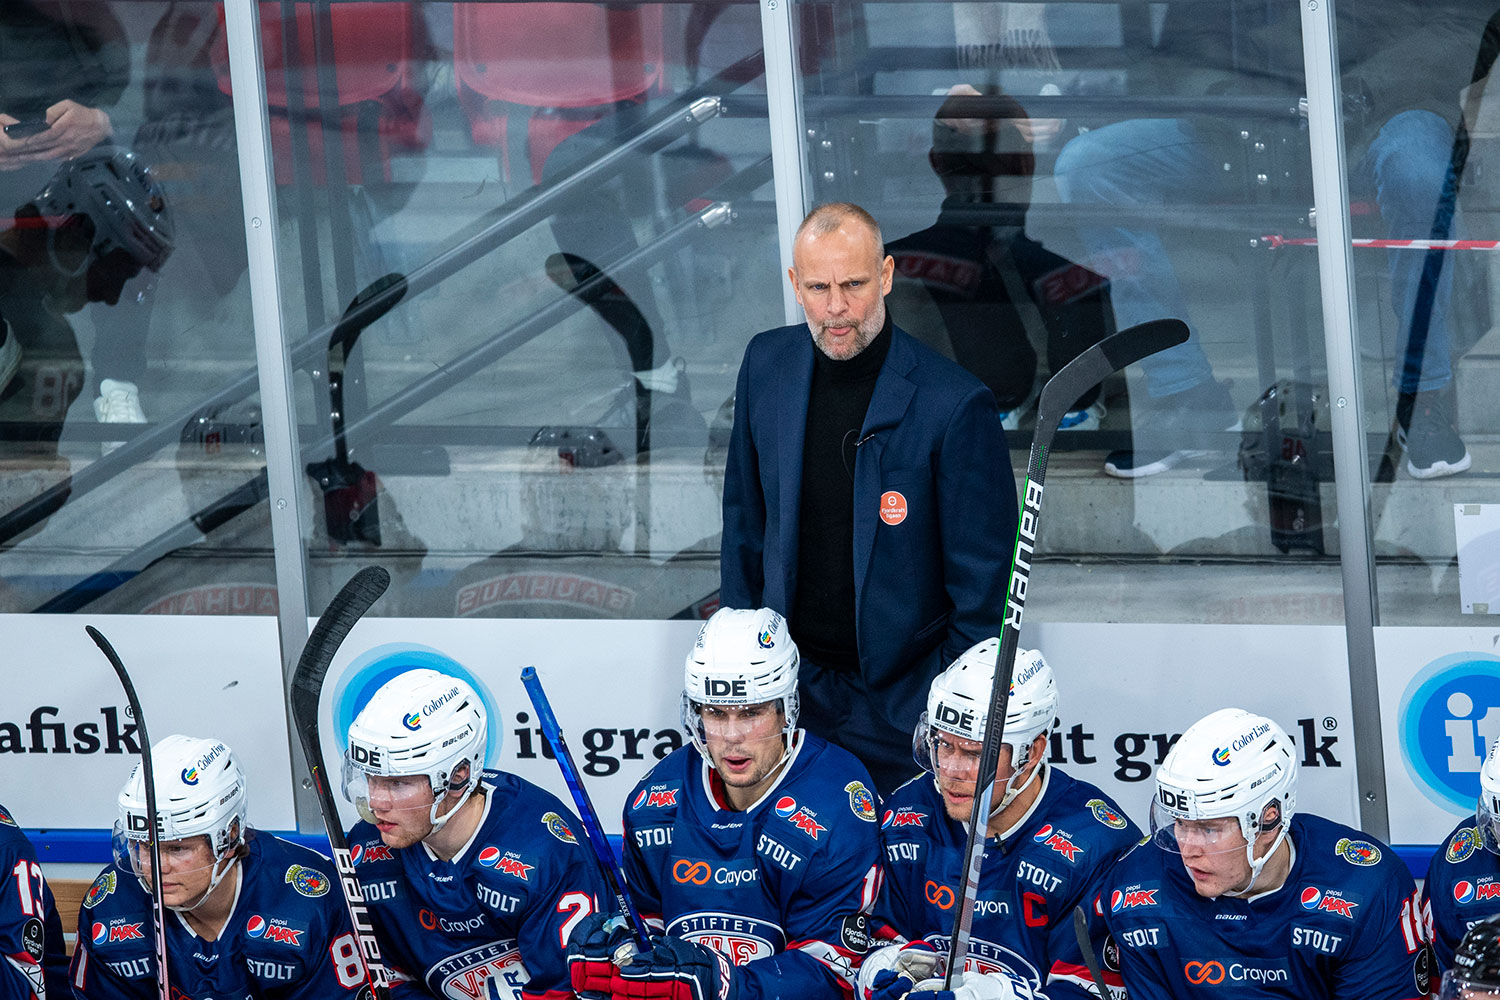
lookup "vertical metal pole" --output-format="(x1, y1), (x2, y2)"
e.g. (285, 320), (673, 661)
(224, 0), (322, 831)
(1299, 0), (1388, 837)
(760, 0), (811, 324)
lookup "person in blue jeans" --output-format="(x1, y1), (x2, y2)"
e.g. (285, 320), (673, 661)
(1055, 0), (1485, 479)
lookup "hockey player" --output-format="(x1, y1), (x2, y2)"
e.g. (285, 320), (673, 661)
(70, 735), (366, 999)
(1426, 737), (1500, 970)
(1080, 707), (1430, 1000)
(856, 642), (1142, 1000)
(567, 607), (883, 1000)
(0, 803), (67, 1000)
(1440, 912), (1500, 999)
(341, 667), (603, 1000)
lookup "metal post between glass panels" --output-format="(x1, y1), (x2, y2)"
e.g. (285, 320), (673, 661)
(760, 0), (811, 324)
(1299, 0), (1389, 839)
(223, 0), (322, 831)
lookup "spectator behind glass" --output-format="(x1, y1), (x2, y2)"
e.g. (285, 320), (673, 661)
(1055, 0), (1490, 480)
(0, 1), (127, 420)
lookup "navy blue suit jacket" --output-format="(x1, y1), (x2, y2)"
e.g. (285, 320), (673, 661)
(720, 322), (1018, 731)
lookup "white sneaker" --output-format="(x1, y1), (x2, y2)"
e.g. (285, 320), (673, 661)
(93, 379), (146, 423)
(1060, 400), (1107, 431)
(0, 322), (20, 397)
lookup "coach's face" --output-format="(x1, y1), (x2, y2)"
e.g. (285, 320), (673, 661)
(788, 221), (894, 361)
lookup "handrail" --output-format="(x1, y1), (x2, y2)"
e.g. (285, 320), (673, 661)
(0, 51), (763, 549)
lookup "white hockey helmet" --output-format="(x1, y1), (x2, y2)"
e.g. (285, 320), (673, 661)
(915, 642), (1057, 809)
(1479, 738), (1500, 854)
(114, 735), (247, 908)
(681, 607), (800, 759)
(343, 668), (488, 834)
(1150, 708), (1298, 893)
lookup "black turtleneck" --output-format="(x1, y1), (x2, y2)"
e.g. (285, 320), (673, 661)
(791, 311), (893, 671)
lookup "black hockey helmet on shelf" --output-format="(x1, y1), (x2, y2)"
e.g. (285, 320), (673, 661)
(1443, 914), (1500, 999)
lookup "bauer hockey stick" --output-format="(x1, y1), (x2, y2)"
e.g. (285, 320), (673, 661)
(944, 319), (1190, 985)
(288, 565), (393, 1000)
(520, 667), (653, 953)
(85, 626), (170, 1000)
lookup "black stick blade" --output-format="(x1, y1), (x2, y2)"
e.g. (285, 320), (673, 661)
(1036, 319), (1190, 428)
(290, 566), (391, 723)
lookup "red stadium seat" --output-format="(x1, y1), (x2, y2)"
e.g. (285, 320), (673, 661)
(452, 3), (665, 184)
(211, 3), (429, 185)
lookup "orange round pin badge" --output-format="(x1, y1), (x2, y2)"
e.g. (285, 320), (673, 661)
(880, 491), (908, 525)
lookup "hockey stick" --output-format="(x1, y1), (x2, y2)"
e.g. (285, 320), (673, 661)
(520, 667), (653, 953)
(85, 626), (170, 1000)
(288, 566), (393, 1000)
(1071, 906), (1109, 998)
(944, 319), (1189, 985)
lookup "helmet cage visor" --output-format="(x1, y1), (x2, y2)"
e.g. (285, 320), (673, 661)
(112, 821), (241, 910)
(682, 693), (796, 764)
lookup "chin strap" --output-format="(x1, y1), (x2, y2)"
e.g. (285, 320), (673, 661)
(1226, 823), (1291, 898)
(161, 848), (239, 913)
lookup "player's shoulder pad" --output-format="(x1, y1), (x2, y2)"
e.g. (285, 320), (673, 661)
(251, 833), (341, 905)
(768, 734), (880, 845)
(78, 864), (148, 928)
(471, 773), (589, 886)
(1046, 771), (1143, 848)
(1298, 814), (1411, 890)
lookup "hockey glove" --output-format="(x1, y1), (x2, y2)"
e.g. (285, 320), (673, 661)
(858, 942), (945, 1000)
(910, 968), (1040, 1000)
(567, 913), (637, 998)
(614, 936), (739, 1000)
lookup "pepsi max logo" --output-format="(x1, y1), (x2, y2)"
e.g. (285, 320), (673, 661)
(181, 767), (199, 785)
(633, 788), (678, 810)
(94, 921), (144, 943)
(246, 915), (304, 945)
(350, 843), (393, 865)
(478, 847), (502, 867)
(1300, 887), (1358, 917)
(1034, 825), (1054, 843)
(775, 797), (797, 818)
(402, 712), (422, 731)
(1110, 889), (1157, 911)
(91, 923), (108, 945)
(883, 808), (927, 829)
(1454, 880), (1500, 904)
(248, 915), (267, 937)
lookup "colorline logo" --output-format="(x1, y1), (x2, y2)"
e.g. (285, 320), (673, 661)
(1399, 652), (1500, 813)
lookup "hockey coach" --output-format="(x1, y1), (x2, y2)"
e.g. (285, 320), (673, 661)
(720, 201), (1018, 793)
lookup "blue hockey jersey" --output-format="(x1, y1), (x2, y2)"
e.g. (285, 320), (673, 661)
(1421, 817), (1500, 970)
(0, 805), (67, 1000)
(871, 768), (1141, 1000)
(69, 830), (364, 1000)
(346, 770), (603, 1000)
(1081, 813), (1429, 1000)
(621, 733), (883, 1000)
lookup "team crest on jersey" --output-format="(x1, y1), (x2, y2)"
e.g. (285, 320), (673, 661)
(669, 912), (779, 966)
(1334, 838), (1381, 867)
(1299, 886), (1358, 917)
(246, 914), (307, 946)
(351, 841), (394, 865)
(433, 939), (530, 1000)
(83, 870), (117, 909)
(0, 807), (15, 827)
(845, 782), (876, 822)
(1087, 799), (1128, 830)
(1033, 824), (1083, 862)
(284, 864), (331, 897)
(542, 812), (578, 844)
(1448, 827), (1480, 863)
(633, 786), (679, 810)
(774, 796), (826, 840)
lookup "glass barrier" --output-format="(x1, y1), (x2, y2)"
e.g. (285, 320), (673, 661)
(1331, 0), (1496, 625)
(793, 0), (1350, 623)
(0, 1), (274, 615)
(256, 1), (780, 617)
